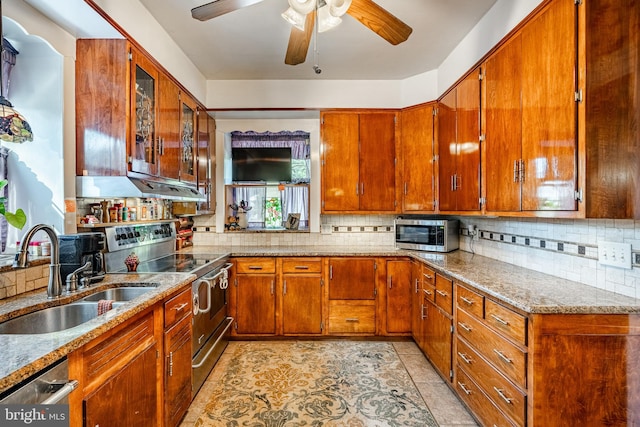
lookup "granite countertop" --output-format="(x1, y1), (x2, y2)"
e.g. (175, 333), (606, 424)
(0, 272), (195, 395)
(188, 245), (640, 315)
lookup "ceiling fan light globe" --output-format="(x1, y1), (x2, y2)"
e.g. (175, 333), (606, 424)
(288, 0), (316, 15)
(281, 7), (306, 31)
(327, 0), (351, 17)
(318, 4), (341, 32)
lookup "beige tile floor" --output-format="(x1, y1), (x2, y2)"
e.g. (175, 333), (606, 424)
(181, 340), (479, 427)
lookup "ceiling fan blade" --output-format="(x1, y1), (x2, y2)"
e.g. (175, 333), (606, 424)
(284, 12), (315, 65)
(191, 0), (265, 21)
(346, 0), (412, 45)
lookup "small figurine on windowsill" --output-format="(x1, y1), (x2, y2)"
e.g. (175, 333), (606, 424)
(225, 215), (241, 231)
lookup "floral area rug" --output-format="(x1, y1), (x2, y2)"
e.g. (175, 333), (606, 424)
(193, 341), (439, 427)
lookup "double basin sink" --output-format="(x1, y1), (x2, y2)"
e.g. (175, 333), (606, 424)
(0, 286), (157, 335)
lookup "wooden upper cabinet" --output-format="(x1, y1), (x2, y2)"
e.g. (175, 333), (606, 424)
(520, 0), (577, 212)
(584, 0), (640, 219)
(157, 73), (181, 180)
(196, 108), (211, 210)
(484, 35), (523, 212)
(321, 112), (360, 212)
(179, 93), (197, 183)
(130, 47), (159, 176)
(438, 70), (481, 213)
(400, 103), (436, 213)
(76, 39), (130, 176)
(321, 111), (398, 213)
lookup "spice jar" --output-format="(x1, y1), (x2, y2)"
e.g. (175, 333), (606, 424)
(109, 206), (118, 222)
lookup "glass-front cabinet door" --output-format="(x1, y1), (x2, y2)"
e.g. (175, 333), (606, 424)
(130, 48), (158, 176)
(180, 94), (197, 183)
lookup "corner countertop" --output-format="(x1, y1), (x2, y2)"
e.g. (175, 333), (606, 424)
(0, 272), (195, 395)
(186, 245), (640, 315)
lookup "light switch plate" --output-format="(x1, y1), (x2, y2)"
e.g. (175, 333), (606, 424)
(598, 241), (632, 269)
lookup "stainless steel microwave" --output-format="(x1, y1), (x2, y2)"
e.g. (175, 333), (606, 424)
(394, 219), (459, 252)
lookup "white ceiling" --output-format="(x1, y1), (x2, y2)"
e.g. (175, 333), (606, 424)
(136, 0), (498, 81)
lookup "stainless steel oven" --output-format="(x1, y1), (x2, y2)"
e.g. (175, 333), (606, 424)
(99, 221), (232, 397)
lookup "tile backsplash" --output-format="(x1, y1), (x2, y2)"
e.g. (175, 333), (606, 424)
(193, 214), (640, 299)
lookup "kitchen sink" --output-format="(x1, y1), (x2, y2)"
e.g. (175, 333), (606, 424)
(0, 302), (123, 335)
(81, 286), (157, 302)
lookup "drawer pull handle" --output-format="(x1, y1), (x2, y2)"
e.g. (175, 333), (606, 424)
(423, 289), (433, 296)
(457, 352), (472, 364)
(436, 290), (448, 297)
(493, 349), (513, 364)
(460, 296), (474, 305)
(295, 266), (310, 270)
(458, 322), (472, 332)
(493, 387), (513, 404)
(248, 266), (263, 270)
(173, 302), (188, 312)
(457, 382), (472, 395)
(490, 314), (510, 326)
(423, 273), (433, 279)
(345, 318), (360, 322)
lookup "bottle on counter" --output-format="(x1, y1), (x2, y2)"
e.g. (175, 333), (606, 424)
(122, 206), (129, 222)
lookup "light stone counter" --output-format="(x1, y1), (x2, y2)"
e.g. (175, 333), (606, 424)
(0, 272), (195, 395)
(188, 245), (640, 315)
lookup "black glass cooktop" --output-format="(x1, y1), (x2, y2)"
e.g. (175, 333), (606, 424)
(133, 253), (229, 277)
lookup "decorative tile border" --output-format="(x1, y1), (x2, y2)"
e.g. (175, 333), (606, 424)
(332, 225), (393, 233)
(461, 228), (640, 267)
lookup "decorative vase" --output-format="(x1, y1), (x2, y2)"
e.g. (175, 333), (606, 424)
(237, 211), (248, 229)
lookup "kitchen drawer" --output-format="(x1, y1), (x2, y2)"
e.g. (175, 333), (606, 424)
(435, 274), (453, 315)
(485, 299), (527, 346)
(456, 284), (484, 319)
(456, 337), (526, 426)
(282, 258), (322, 274)
(165, 287), (192, 328)
(423, 283), (436, 302)
(422, 266), (436, 286)
(456, 367), (519, 427)
(235, 258), (276, 274)
(457, 308), (527, 388)
(328, 301), (375, 334)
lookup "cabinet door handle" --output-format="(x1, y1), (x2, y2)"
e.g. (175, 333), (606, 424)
(493, 387), (513, 404)
(248, 266), (263, 270)
(421, 304), (427, 319)
(404, 182), (408, 195)
(329, 265), (333, 280)
(455, 174), (461, 190)
(414, 279), (419, 293)
(458, 382), (472, 395)
(519, 159), (525, 183)
(361, 182), (364, 195)
(168, 352), (173, 377)
(490, 314), (509, 326)
(355, 183), (359, 195)
(451, 175), (455, 191)
(436, 290), (448, 297)
(283, 280), (287, 296)
(513, 160), (519, 182)
(173, 302), (188, 312)
(388, 275), (393, 289)
(457, 352), (473, 364)
(270, 280), (274, 295)
(457, 322), (472, 332)
(493, 349), (513, 364)
(460, 296), (474, 306)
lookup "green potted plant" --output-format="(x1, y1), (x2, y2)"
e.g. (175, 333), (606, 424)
(0, 179), (25, 229)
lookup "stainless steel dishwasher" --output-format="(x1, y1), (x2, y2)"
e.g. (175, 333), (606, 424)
(0, 358), (78, 405)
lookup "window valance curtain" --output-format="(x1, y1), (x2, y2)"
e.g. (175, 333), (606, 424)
(230, 130), (310, 160)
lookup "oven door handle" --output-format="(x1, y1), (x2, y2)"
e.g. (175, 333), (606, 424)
(192, 317), (234, 369)
(201, 263), (233, 283)
(194, 278), (213, 315)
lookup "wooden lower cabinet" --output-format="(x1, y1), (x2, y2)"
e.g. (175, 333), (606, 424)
(384, 259), (412, 334)
(282, 258), (323, 335)
(84, 343), (158, 427)
(423, 298), (453, 382)
(234, 273), (276, 335)
(163, 286), (193, 427)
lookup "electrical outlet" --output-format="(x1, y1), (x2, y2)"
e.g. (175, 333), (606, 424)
(598, 242), (632, 269)
(635, 253), (640, 265)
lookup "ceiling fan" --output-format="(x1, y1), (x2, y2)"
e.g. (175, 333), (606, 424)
(191, 0), (412, 66)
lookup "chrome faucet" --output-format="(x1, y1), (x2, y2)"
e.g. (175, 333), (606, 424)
(66, 261), (92, 293)
(13, 224), (62, 299)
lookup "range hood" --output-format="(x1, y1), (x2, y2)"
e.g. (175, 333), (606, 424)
(76, 175), (204, 201)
